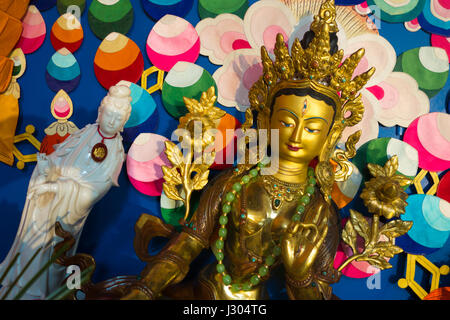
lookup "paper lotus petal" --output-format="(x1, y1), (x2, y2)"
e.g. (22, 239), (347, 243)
(404, 18), (422, 32)
(16, 5), (46, 54)
(332, 163), (363, 209)
(355, 2), (371, 15)
(141, 0), (194, 21)
(397, 194), (450, 253)
(368, 72), (429, 127)
(198, 0), (249, 20)
(343, 34), (396, 88)
(57, 0), (86, 16)
(94, 32), (144, 90)
(417, 0), (450, 36)
(146, 15), (200, 72)
(366, 0), (426, 23)
(353, 137), (419, 182)
(50, 13), (84, 53)
(396, 46), (449, 98)
(88, 0), (134, 39)
(403, 112), (450, 171)
(431, 34), (450, 63)
(340, 90), (380, 150)
(127, 133), (171, 197)
(162, 62), (217, 118)
(46, 48), (81, 92)
(196, 14), (251, 65)
(210, 113), (241, 170)
(213, 49), (262, 111)
(243, 0), (296, 55)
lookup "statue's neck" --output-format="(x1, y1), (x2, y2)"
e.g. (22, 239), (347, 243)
(271, 157), (309, 185)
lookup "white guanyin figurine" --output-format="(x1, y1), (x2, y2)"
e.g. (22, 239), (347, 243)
(0, 85), (132, 299)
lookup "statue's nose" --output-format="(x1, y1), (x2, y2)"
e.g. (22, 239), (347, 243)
(290, 123), (303, 143)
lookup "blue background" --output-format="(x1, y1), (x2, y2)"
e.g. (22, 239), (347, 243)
(0, 0), (448, 300)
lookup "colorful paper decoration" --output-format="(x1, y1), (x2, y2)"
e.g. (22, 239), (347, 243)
(431, 34), (450, 63)
(367, 72), (429, 128)
(395, 46), (449, 98)
(353, 137), (419, 182)
(30, 0), (56, 11)
(50, 13), (84, 53)
(141, 0), (194, 21)
(146, 15), (200, 72)
(162, 62), (216, 118)
(40, 90), (78, 155)
(198, 0), (249, 20)
(46, 48), (81, 92)
(405, 18), (422, 32)
(424, 287), (450, 300)
(398, 254), (449, 299)
(210, 113), (241, 170)
(16, 5), (46, 54)
(196, 13), (251, 65)
(126, 133), (171, 197)
(397, 194), (450, 253)
(94, 32), (144, 90)
(403, 113), (450, 172)
(212, 48), (262, 111)
(116, 80), (159, 144)
(340, 90), (380, 150)
(88, 0), (134, 39)
(437, 171), (450, 204)
(57, 0), (86, 16)
(417, 0), (450, 36)
(331, 163), (363, 209)
(243, 0), (296, 54)
(366, 0), (425, 23)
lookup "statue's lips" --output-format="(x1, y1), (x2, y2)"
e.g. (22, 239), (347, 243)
(286, 144), (302, 151)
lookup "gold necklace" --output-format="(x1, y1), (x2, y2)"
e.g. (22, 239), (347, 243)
(261, 175), (305, 210)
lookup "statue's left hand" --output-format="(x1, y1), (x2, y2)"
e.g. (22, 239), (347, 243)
(27, 182), (59, 200)
(281, 205), (329, 280)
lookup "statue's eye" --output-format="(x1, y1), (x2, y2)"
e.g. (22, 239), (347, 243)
(280, 120), (294, 128)
(305, 127), (320, 133)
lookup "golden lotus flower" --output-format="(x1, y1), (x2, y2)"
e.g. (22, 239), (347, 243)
(360, 155), (412, 219)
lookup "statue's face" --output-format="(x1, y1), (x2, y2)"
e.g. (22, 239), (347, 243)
(98, 104), (127, 136)
(270, 94), (334, 164)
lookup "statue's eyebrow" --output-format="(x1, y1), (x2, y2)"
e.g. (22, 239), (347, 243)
(304, 116), (329, 125)
(278, 108), (298, 120)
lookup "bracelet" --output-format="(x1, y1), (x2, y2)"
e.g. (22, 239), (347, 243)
(285, 271), (313, 288)
(128, 282), (155, 300)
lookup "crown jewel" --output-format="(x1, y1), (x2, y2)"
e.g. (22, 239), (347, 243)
(249, 0), (375, 112)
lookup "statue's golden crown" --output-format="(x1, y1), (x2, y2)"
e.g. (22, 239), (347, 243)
(248, 0), (375, 113)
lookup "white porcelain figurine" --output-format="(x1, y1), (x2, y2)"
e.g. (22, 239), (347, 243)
(0, 85), (132, 299)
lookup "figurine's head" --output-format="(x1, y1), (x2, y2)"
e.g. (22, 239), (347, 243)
(97, 85), (132, 136)
(269, 83), (338, 165)
(248, 0), (374, 199)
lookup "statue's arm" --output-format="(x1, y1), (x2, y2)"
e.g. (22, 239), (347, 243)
(124, 169), (235, 300)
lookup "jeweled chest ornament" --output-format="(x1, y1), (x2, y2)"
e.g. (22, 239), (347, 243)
(91, 126), (117, 163)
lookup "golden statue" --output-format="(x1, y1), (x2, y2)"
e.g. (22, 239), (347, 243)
(49, 0), (412, 301)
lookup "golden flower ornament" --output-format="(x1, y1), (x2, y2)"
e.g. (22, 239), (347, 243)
(360, 155), (412, 220)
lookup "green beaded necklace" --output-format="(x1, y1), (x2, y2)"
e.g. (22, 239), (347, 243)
(214, 162), (317, 292)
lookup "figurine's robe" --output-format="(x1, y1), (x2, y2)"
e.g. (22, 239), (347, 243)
(0, 124), (124, 299)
